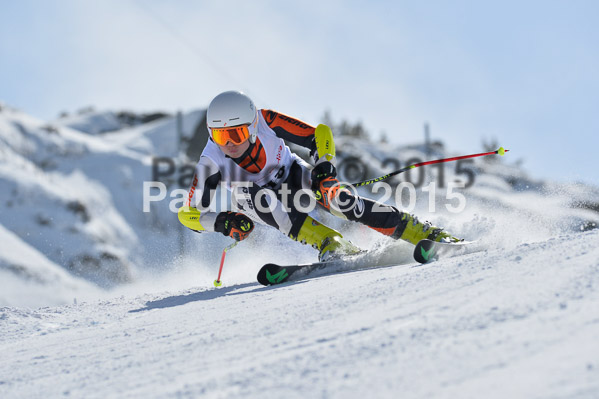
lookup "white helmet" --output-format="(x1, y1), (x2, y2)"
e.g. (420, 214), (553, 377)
(207, 91), (258, 144)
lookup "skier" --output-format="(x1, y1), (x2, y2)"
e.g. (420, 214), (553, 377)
(179, 90), (461, 261)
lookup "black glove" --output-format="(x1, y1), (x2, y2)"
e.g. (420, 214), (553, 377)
(214, 212), (254, 241)
(311, 161), (337, 188)
(311, 162), (340, 210)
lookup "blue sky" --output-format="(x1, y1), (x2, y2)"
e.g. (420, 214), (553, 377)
(2, 0), (598, 185)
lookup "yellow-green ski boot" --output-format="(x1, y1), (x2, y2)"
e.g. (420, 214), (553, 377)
(392, 213), (462, 245)
(290, 216), (361, 261)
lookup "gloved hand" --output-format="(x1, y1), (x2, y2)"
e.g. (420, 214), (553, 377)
(311, 161), (340, 210)
(214, 212), (254, 241)
(311, 161), (337, 186)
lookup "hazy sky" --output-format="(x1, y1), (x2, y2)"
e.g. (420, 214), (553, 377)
(2, 0), (598, 185)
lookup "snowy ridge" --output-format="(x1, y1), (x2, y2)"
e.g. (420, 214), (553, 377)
(53, 110), (123, 135)
(0, 105), (204, 296)
(1, 106), (143, 289)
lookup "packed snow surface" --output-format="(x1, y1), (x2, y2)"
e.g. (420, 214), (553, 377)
(1, 230), (598, 398)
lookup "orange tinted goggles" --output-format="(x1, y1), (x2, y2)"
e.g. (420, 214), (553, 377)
(211, 125), (250, 146)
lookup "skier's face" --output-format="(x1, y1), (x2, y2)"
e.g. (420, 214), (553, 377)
(218, 139), (250, 158)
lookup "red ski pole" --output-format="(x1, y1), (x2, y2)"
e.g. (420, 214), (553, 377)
(214, 241), (238, 287)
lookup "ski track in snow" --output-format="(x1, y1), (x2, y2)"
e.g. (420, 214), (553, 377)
(1, 231), (598, 398)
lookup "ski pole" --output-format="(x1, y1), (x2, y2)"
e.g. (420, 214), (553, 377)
(348, 147), (509, 188)
(214, 241), (238, 287)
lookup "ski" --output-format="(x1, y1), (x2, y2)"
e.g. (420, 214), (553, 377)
(257, 240), (477, 286)
(257, 261), (330, 285)
(256, 250), (404, 286)
(413, 239), (475, 264)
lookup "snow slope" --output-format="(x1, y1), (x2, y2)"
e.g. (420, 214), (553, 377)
(1, 230), (598, 398)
